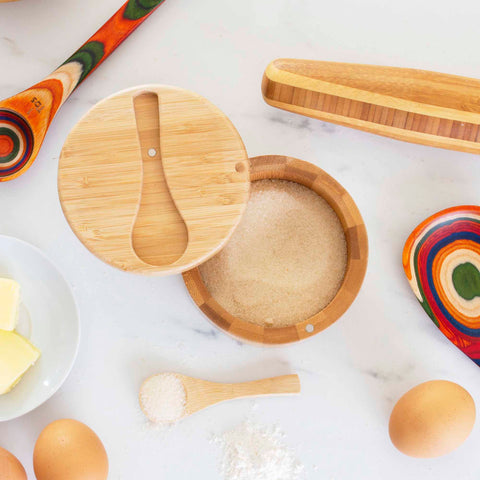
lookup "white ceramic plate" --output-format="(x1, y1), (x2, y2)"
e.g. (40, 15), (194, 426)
(0, 235), (80, 421)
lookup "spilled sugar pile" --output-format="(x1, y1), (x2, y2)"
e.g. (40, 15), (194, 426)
(213, 420), (304, 480)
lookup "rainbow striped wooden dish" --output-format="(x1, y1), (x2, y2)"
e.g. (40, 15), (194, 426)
(403, 206), (480, 366)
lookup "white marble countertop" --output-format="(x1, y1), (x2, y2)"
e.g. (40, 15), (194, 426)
(2, 0), (480, 478)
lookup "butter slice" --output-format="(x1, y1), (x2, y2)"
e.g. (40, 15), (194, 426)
(0, 330), (41, 395)
(0, 278), (20, 331)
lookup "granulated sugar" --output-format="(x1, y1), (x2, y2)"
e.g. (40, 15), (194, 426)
(199, 179), (347, 327)
(139, 373), (186, 425)
(213, 420), (304, 480)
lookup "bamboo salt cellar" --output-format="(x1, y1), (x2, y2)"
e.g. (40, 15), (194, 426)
(183, 155), (369, 345)
(140, 374), (301, 422)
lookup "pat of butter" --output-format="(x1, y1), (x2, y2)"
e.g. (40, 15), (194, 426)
(0, 278), (20, 331)
(0, 330), (41, 395)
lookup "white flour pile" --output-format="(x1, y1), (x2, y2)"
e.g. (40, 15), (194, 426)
(213, 420), (304, 480)
(139, 373), (186, 425)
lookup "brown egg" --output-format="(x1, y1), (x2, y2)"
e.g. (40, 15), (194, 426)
(389, 380), (476, 458)
(0, 447), (27, 480)
(34, 419), (108, 480)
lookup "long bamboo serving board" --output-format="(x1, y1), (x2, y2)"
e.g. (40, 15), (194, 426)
(263, 59), (480, 154)
(58, 85), (250, 275)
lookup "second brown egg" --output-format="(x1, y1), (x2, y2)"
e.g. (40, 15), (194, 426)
(33, 419), (108, 480)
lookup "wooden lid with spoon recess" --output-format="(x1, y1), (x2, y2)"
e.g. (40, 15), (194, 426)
(58, 85), (250, 275)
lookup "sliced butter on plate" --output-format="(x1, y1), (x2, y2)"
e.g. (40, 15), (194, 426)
(0, 330), (41, 395)
(0, 278), (20, 331)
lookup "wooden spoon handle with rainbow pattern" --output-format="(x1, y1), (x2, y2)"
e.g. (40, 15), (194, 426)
(0, 0), (167, 182)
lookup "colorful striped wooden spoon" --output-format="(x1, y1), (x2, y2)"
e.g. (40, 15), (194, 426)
(0, 0), (167, 182)
(403, 206), (480, 366)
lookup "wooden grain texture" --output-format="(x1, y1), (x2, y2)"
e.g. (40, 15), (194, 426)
(140, 374), (301, 421)
(132, 92), (188, 265)
(183, 155), (368, 345)
(59, 85), (249, 275)
(0, 0), (167, 182)
(403, 206), (480, 367)
(262, 59), (480, 154)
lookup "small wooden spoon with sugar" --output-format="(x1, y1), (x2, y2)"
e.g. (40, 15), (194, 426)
(139, 373), (301, 424)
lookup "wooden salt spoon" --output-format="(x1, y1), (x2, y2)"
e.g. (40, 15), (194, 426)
(403, 206), (480, 367)
(140, 373), (301, 423)
(263, 59), (480, 155)
(0, 0), (167, 182)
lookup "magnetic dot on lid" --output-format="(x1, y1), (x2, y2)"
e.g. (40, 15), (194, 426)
(389, 380), (476, 458)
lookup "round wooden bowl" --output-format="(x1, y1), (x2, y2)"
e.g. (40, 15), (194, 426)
(183, 155), (368, 345)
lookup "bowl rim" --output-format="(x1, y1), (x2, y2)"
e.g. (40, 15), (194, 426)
(182, 155), (368, 345)
(0, 235), (80, 421)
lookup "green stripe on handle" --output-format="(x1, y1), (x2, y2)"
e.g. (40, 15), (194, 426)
(124, 0), (167, 19)
(60, 0), (167, 93)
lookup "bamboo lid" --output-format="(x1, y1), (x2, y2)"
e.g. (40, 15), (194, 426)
(58, 85), (250, 275)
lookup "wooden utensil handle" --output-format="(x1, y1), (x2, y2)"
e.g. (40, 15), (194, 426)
(56, 0), (167, 94)
(226, 374), (301, 398)
(29, 0), (167, 114)
(0, 0), (167, 182)
(263, 59), (480, 154)
(9, 0), (167, 141)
